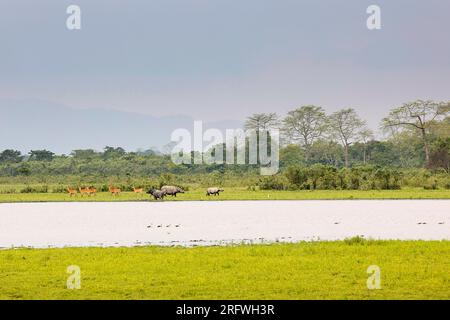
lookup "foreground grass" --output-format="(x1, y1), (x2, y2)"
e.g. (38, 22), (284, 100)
(0, 188), (449, 203)
(0, 241), (449, 300)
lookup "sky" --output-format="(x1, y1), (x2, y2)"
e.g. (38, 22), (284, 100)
(0, 0), (449, 132)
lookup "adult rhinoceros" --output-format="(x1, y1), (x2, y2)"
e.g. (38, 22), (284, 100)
(161, 185), (185, 197)
(206, 187), (224, 196)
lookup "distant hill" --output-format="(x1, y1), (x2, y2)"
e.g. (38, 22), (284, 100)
(0, 99), (243, 154)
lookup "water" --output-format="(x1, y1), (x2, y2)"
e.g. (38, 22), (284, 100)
(0, 200), (449, 248)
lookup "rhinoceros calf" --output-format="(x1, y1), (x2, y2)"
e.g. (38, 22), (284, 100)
(161, 185), (185, 197)
(206, 187), (224, 196)
(147, 189), (166, 200)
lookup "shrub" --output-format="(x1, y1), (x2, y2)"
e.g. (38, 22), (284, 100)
(20, 185), (49, 193)
(284, 166), (308, 189)
(344, 236), (366, 245)
(373, 167), (402, 190)
(423, 177), (438, 190)
(258, 175), (289, 190)
(0, 187), (17, 194)
(283, 165), (403, 190)
(52, 185), (67, 193)
(305, 164), (336, 190)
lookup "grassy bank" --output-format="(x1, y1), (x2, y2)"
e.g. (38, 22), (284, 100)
(0, 188), (449, 203)
(0, 241), (449, 299)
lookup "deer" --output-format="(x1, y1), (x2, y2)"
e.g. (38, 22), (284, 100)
(109, 186), (121, 196)
(67, 187), (77, 197)
(133, 187), (144, 194)
(79, 187), (91, 196)
(88, 186), (97, 196)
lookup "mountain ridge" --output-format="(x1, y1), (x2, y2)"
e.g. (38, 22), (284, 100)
(0, 99), (243, 154)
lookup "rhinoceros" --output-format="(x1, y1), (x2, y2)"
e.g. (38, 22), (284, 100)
(147, 188), (166, 200)
(206, 187), (224, 196)
(161, 185), (185, 197)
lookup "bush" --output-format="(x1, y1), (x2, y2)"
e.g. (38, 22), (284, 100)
(20, 185), (49, 193)
(344, 236), (366, 245)
(284, 166), (308, 189)
(373, 168), (402, 190)
(52, 185), (67, 193)
(258, 175), (289, 190)
(305, 165), (336, 190)
(283, 165), (403, 190)
(423, 177), (438, 190)
(0, 187), (17, 194)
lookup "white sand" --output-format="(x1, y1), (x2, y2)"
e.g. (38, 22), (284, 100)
(0, 200), (449, 248)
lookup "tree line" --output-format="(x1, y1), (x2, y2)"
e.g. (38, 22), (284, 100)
(0, 99), (449, 176)
(244, 99), (449, 170)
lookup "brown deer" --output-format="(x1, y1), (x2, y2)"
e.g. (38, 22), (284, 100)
(79, 187), (91, 196)
(88, 186), (97, 196)
(133, 187), (144, 194)
(109, 186), (121, 196)
(67, 187), (77, 197)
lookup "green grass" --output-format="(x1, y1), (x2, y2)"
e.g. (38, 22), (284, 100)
(0, 241), (449, 300)
(0, 188), (449, 203)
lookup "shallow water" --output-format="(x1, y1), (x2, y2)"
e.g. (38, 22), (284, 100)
(0, 200), (449, 248)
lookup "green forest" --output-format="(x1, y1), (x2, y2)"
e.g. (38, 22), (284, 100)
(1, 99), (449, 193)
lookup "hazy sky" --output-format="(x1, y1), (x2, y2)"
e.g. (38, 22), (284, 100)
(0, 0), (449, 131)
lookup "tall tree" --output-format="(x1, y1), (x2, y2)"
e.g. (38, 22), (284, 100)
(381, 100), (449, 166)
(429, 137), (450, 172)
(244, 113), (280, 131)
(244, 113), (280, 164)
(103, 146), (126, 159)
(279, 144), (305, 167)
(328, 108), (367, 167)
(71, 149), (98, 160)
(28, 150), (54, 161)
(359, 128), (374, 164)
(282, 105), (327, 160)
(0, 149), (23, 163)
(309, 140), (343, 166)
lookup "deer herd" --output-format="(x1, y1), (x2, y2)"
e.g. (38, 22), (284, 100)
(66, 185), (224, 200)
(67, 186), (140, 197)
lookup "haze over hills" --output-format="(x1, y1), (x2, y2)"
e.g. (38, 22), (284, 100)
(0, 99), (243, 155)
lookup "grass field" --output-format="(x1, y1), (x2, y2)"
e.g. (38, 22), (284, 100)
(0, 240), (448, 300)
(0, 188), (449, 202)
